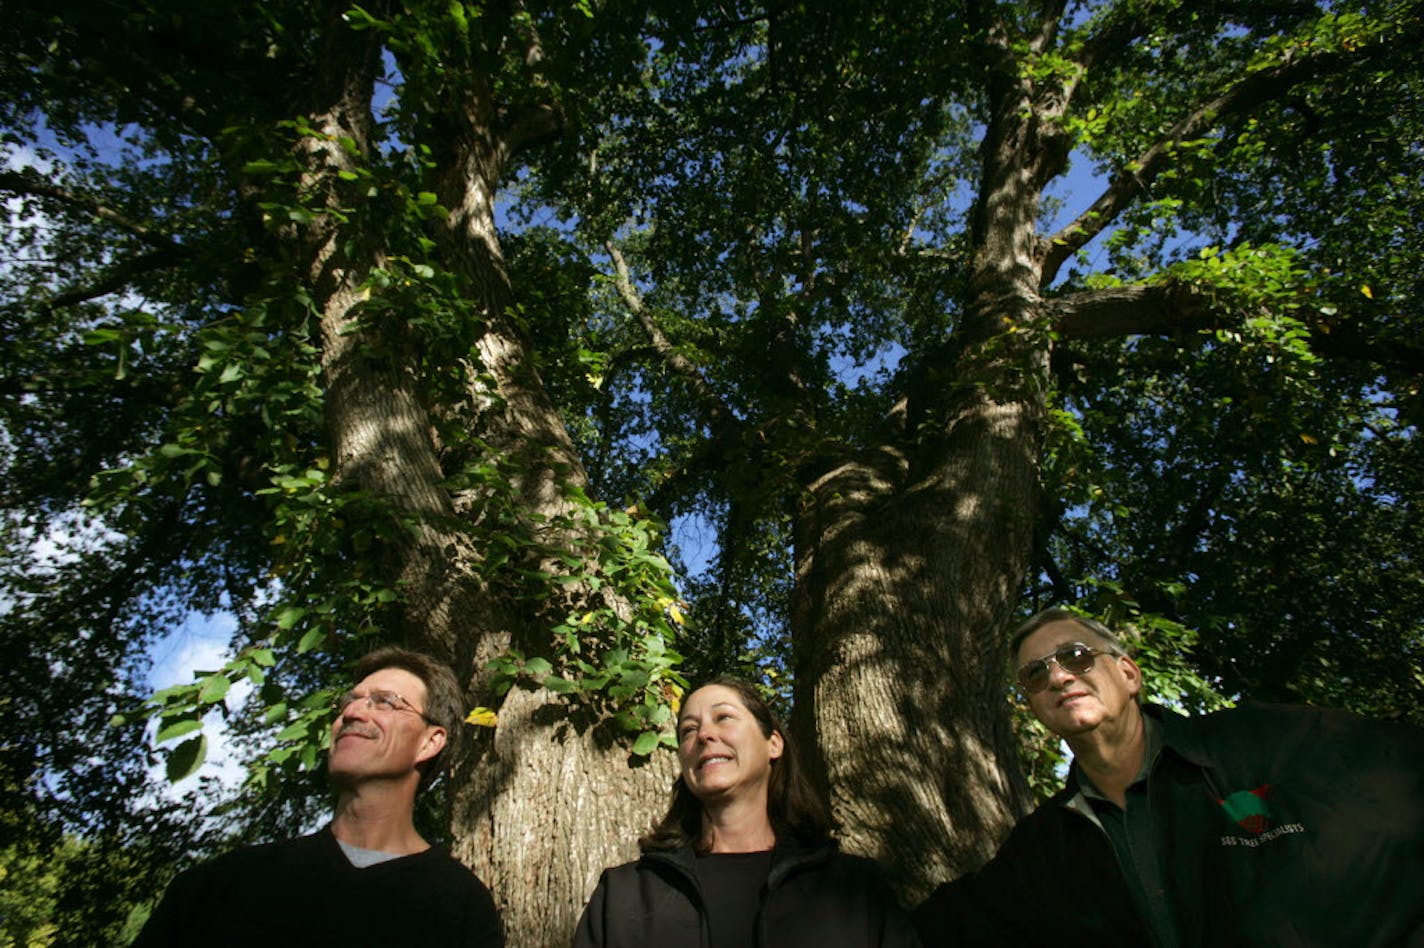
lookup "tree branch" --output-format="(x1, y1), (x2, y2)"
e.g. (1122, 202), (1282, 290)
(1070, 4), (1153, 75)
(43, 247), (188, 311)
(605, 242), (738, 429)
(1041, 15), (1424, 283)
(1049, 281), (1214, 339)
(1041, 549), (1075, 603)
(0, 169), (183, 251)
(1051, 282), (1424, 376)
(500, 102), (564, 158)
(1308, 317), (1424, 376)
(1031, 0), (1070, 53)
(491, 0), (565, 159)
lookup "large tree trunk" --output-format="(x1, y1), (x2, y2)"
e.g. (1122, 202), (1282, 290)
(437, 223), (676, 947)
(406, 59), (675, 948)
(284, 14), (673, 946)
(791, 380), (1043, 901)
(794, 32), (1061, 900)
(452, 692), (675, 946)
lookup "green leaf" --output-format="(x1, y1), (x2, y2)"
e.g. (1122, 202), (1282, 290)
(297, 628), (325, 653)
(631, 731), (660, 756)
(166, 735), (208, 783)
(617, 667), (650, 691)
(275, 720), (310, 742)
(82, 327), (123, 345)
(156, 718), (203, 744)
(542, 674), (578, 693)
(241, 159), (286, 175)
(198, 675), (230, 705)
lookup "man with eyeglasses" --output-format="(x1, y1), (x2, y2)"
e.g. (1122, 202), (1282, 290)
(914, 607), (1424, 947)
(135, 645), (503, 947)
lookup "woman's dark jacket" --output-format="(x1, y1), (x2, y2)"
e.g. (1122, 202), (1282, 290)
(573, 839), (921, 948)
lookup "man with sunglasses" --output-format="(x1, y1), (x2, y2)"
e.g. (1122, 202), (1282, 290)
(914, 607), (1424, 947)
(136, 645), (503, 947)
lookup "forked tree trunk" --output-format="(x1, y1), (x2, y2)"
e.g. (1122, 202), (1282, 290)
(791, 377), (1043, 902)
(794, 38), (1061, 899)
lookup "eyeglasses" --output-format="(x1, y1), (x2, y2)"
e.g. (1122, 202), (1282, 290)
(1016, 642), (1116, 694)
(334, 689), (438, 726)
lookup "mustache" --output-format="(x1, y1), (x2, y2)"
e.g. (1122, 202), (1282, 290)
(336, 722), (379, 740)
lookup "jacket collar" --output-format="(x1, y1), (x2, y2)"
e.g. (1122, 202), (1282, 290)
(1052, 702), (1209, 822)
(640, 836), (837, 889)
(1143, 701), (1213, 767)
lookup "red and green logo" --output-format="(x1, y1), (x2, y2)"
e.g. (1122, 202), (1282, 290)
(1219, 784), (1273, 835)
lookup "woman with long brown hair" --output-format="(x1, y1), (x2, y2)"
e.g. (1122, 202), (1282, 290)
(573, 677), (919, 948)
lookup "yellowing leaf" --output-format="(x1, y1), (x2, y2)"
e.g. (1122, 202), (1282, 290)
(1360, 284), (1373, 299)
(1300, 433), (1319, 444)
(465, 707), (498, 728)
(668, 603), (686, 625)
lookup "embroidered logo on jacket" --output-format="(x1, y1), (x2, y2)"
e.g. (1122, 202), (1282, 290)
(1219, 784), (1273, 834)
(1217, 784), (1306, 847)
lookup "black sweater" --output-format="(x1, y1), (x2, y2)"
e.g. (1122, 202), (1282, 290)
(134, 826), (503, 947)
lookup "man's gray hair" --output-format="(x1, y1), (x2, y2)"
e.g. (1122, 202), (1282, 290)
(1010, 607), (1130, 661)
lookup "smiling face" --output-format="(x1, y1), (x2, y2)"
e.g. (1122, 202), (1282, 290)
(328, 666), (446, 789)
(677, 684), (784, 807)
(1017, 619), (1142, 741)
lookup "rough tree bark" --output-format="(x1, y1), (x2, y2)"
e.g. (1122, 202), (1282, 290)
(792, 8), (1069, 900)
(427, 64), (675, 948)
(793, 1), (1423, 900)
(279, 10), (673, 946)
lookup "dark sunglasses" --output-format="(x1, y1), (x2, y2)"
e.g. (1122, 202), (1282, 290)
(1016, 642), (1115, 694)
